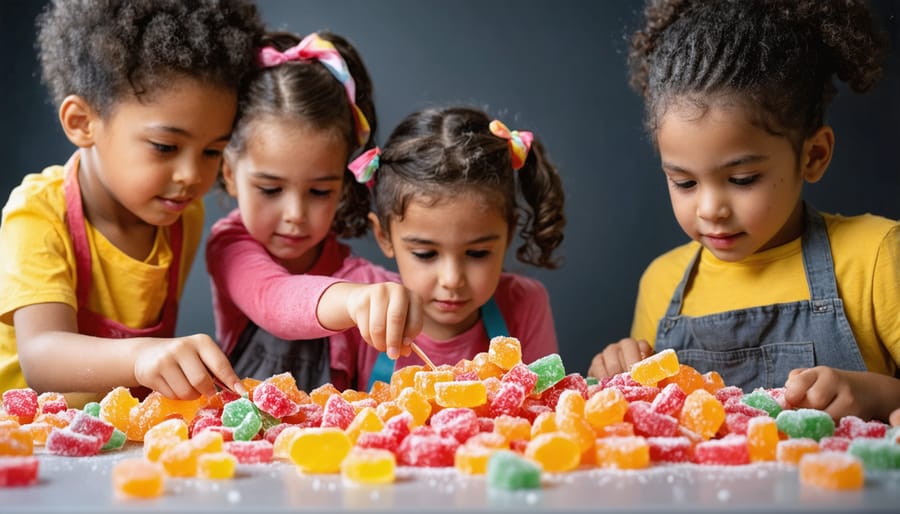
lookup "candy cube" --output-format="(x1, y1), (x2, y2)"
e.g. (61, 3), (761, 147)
(396, 388), (432, 427)
(747, 416), (779, 462)
(679, 389), (725, 440)
(799, 452), (864, 490)
(524, 432), (580, 472)
(431, 408), (479, 444)
(112, 458), (164, 498)
(488, 336), (522, 370)
(489, 382), (526, 417)
(776, 438), (819, 465)
(740, 389), (782, 418)
(629, 349), (679, 386)
(321, 394), (355, 430)
(650, 383), (686, 418)
(2, 389), (38, 424)
(647, 436), (692, 463)
(414, 369), (455, 400)
(434, 380), (488, 409)
(584, 387), (627, 430)
(486, 450), (542, 490)
(197, 452), (237, 479)
(454, 443), (497, 475)
(397, 428), (459, 467)
(693, 435), (749, 465)
(0, 456), (39, 487)
(341, 448), (396, 484)
(626, 401), (678, 437)
(46, 428), (103, 457)
(595, 435), (651, 469)
(527, 354), (565, 394)
(847, 438), (900, 470)
(252, 381), (299, 419)
(775, 409), (834, 441)
(224, 440), (273, 464)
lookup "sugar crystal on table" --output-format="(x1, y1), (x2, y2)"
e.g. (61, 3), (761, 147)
(799, 452), (864, 490)
(527, 353), (565, 394)
(486, 450), (541, 491)
(629, 348), (679, 386)
(341, 447), (396, 484)
(112, 458), (164, 498)
(775, 408), (834, 441)
(0, 455), (39, 487)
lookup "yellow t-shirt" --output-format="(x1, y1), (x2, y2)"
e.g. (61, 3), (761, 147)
(631, 213), (900, 376)
(0, 165), (204, 391)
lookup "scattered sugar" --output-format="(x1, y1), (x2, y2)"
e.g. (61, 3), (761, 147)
(717, 488), (731, 502)
(227, 490), (241, 503)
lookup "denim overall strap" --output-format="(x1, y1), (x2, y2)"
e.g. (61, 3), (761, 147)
(366, 297), (509, 391)
(654, 204), (865, 391)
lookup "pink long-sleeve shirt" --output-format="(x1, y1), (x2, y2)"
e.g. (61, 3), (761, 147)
(206, 208), (559, 391)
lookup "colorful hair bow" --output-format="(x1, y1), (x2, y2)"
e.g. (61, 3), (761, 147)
(257, 33), (371, 147)
(489, 120), (534, 171)
(348, 147), (380, 187)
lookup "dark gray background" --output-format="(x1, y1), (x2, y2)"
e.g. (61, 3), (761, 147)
(2, 1), (898, 376)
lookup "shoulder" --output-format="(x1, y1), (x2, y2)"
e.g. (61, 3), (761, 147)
(823, 212), (899, 250)
(639, 240), (699, 288)
(2, 166), (66, 221)
(208, 208), (245, 237)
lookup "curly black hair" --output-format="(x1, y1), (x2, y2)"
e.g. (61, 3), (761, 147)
(37, 0), (265, 116)
(628, 0), (889, 150)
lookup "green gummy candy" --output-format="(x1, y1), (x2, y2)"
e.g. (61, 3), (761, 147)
(774, 408), (834, 441)
(101, 428), (127, 451)
(527, 354), (565, 394)
(848, 438), (900, 470)
(585, 376), (599, 386)
(741, 389), (782, 417)
(259, 410), (281, 432)
(233, 410), (263, 441)
(487, 450), (542, 491)
(886, 426), (900, 442)
(83, 402), (101, 417)
(222, 397), (258, 428)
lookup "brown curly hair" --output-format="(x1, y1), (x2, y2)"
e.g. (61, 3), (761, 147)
(628, 0), (889, 151)
(37, 0), (265, 116)
(372, 107), (566, 269)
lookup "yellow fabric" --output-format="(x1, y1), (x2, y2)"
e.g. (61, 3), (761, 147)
(0, 165), (204, 391)
(631, 213), (900, 376)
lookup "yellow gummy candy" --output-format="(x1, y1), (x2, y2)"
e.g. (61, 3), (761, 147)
(777, 438), (819, 465)
(290, 427), (352, 474)
(434, 380), (487, 408)
(345, 407), (384, 444)
(487, 336), (522, 370)
(390, 365), (424, 399)
(197, 451), (237, 480)
(584, 387), (627, 430)
(525, 432), (580, 472)
(159, 439), (200, 478)
(99, 386), (139, 433)
(341, 448), (396, 484)
(493, 415), (532, 443)
(630, 348), (680, 386)
(273, 426), (304, 460)
(414, 370), (455, 400)
(555, 390), (586, 418)
(396, 388), (432, 427)
(595, 436), (650, 469)
(454, 444), (497, 475)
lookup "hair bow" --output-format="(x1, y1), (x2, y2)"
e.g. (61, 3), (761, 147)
(257, 33), (371, 147)
(348, 147), (380, 187)
(489, 120), (534, 171)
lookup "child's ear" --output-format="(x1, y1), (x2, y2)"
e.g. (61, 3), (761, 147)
(220, 159), (238, 197)
(59, 95), (99, 148)
(800, 125), (834, 184)
(369, 212), (395, 258)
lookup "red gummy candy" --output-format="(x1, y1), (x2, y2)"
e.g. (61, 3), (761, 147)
(714, 386), (744, 405)
(625, 401), (678, 437)
(477, 417), (495, 433)
(0, 456), (39, 487)
(723, 397), (767, 417)
(647, 436), (692, 463)
(252, 382), (299, 419)
(69, 411), (115, 444)
(719, 412), (752, 436)
(519, 398), (552, 423)
(616, 385), (660, 403)
(189, 413), (223, 438)
(283, 403), (323, 427)
(835, 416), (887, 439)
(650, 383), (686, 417)
(263, 423), (296, 444)
(46, 428), (103, 457)
(224, 440), (273, 464)
(490, 382), (526, 417)
(397, 429), (458, 467)
(819, 436), (852, 452)
(500, 363), (539, 395)
(2, 389), (38, 423)
(693, 435), (749, 465)
(430, 408), (479, 444)
(321, 395), (355, 430)
(455, 371), (480, 382)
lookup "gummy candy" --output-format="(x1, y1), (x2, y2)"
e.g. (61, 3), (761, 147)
(68, 410), (115, 445)
(345, 407), (384, 444)
(321, 394), (355, 430)
(679, 389), (725, 440)
(776, 438), (819, 465)
(396, 388), (432, 427)
(2, 389), (38, 424)
(541, 374), (589, 410)
(98, 387), (140, 434)
(625, 401), (679, 437)
(486, 450), (541, 490)
(225, 440), (274, 464)
(747, 416), (778, 462)
(159, 439), (199, 477)
(693, 435), (749, 465)
(101, 428), (127, 452)
(527, 353), (565, 394)
(414, 369), (455, 400)
(472, 352), (505, 380)
(834, 416), (887, 439)
(397, 428), (458, 467)
(46, 428), (103, 457)
(0, 456), (39, 487)
(799, 452), (864, 490)
(434, 380), (488, 409)
(584, 387), (627, 430)
(775, 409), (834, 442)
(197, 452), (237, 479)
(252, 381), (299, 419)
(500, 363), (538, 395)
(488, 382), (526, 417)
(341, 448), (396, 484)
(37, 392), (67, 415)
(0, 425), (33, 456)
(629, 349), (679, 386)
(290, 428), (351, 473)
(431, 408), (479, 444)
(847, 438), (900, 470)
(740, 389), (782, 418)
(647, 436), (691, 463)
(487, 336), (522, 370)
(493, 415), (531, 444)
(524, 432), (580, 472)
(596, 435), (650, 469)
(650, 383), (686, 418)
(112, 458), (164, 498)
(454, 443), (496, 475)
(389, 365), (423, 399)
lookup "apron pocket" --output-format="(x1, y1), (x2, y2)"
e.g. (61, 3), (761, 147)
(677, 341), (815, 392)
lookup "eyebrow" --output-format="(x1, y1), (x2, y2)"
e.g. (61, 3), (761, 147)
(400, 234), (502, 245)
(249, 171), (343, 181)
(662, 154), (768, 174)
(147, 125), (231, 143)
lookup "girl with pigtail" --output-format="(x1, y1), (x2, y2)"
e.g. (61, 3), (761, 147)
(207, 31), (424, 391)
(589, 0), (900, 422)
(349, 106), (566, 389)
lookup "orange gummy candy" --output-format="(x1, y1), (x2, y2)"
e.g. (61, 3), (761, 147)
(630, 348), (680, 386)
(99, 387), (139, 433)
(595, 436), (650, 469)
(584, 387), (627, 430)
(487, 336), (523, 371)
(747, 416), (779, 462)
(524, 432), (580, 472)
(679, 389), (725, 440)
(777, 438), (819, 465)
(799, 452), (864, 490)
(112, 458), (164, 498)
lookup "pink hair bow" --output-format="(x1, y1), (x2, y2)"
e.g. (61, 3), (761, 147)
(348, 147), (380, 187)
(257, 33), (371, 147)
(489, 120), (534, 171)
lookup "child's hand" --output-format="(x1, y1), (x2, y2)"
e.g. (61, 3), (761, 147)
(588, 338), (652, 379)
(344, 282), (424, 360)
(784, 366), (876, 420)
(133, 334), (243, 400)
(891, 407), (900, 427)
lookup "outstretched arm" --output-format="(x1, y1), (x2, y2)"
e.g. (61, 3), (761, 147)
(15, 302), (242, 400)
(784, 366), (900, 422)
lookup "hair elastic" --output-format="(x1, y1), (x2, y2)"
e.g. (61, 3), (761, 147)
(348, 147), (380, 187)
(257, 33), (371, 147)
(489, 120), (534, 171)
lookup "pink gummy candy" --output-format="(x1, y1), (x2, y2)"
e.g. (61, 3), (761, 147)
(625, 401), (678, 437)
(647, 436), (692, 463)
(650, 383), (686, 417)
(37, 393), (67, 415)
(0, 456), (39, 487)
(224, 440), (273, 464)
(616, 385), (660, 403)
(490, 382), (526, 417)
(46, 428), (103, 457)
(693, 435), (750, 465)
(500, 363), (539, 395)
(720, 412), (752, 437)
(68, 411), (115, 444)
(321, 395), (355, 430)
(819, 436), (852, 452)
(430, 408), (479, 444)
(189, 413), (223, 438)
(2, 389), (38, 421)
(252, 381), (299, 419)
(397, 428), (458, 467)
(834, 416), (887, 439)
(714, 386), (744, 405)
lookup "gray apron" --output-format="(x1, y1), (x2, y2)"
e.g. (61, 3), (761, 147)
(230, 322), (331, 392)
(655, 206), (866, 392)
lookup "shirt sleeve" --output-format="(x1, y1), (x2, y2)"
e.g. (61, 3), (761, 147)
(205, 212), (344, 340)
(873, 223), (900, 368)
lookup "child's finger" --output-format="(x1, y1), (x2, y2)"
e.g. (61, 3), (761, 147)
(783, 368), (817, 407)
(403, 292), (424, 343)
(890, 408), (900, 427)
(383, 288), (410, 360)
(178, 355), (219, 399)
(619, 340), (646, 371)
(197, 339), (244, 396)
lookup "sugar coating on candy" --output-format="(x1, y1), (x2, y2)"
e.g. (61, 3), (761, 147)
(747, 416), (779, 462)
(626, 401), (678, 437)
(488, 336), (523, 370)
(101, 429), (127, 452)
(679, 389), (725, 440)
(540, 374), (588, 410)
(431, 408), (479, 444)
(321, 394), (355, 430)
(776, 438), (819, 465)
(221, 398), (257, 428)
(799, 452), (864, 490)
(225, 439), (274, 464)
(46, 428), (103, 457)
(650, 383), (686, 417)
(0, 455), (39, 487)
(693, 435), (749, 465)
(232, 410), (263, 442)
(629, 349), (680, 386)
(647, 436), (692, 463)
(775, 408), (834, 441)
(527, 353), (565, 394)
(500, 363), (538, 395)
(2, 389), (38, 423)
(159, 439), (200, 477)
(99, 387), (139, 434)
(252, 381), (299, 419)
(397, 428), (459, 467)
(341, 448), (396, 484)
(37, 392), (68, 415)
(596, 435), (651, 469)
(455, 443), (497, 475)
(740, 389), (782, 418)
(69, 410), (115, 444)
(486, 450), (541, 490)
(414, 369), (455, 400)
(847, 438), (900, 470)
(0, 425), (34, 456)
(834, 416), (887, 439)
(112, 458), (164, 498)
(489, 382), (526, 417)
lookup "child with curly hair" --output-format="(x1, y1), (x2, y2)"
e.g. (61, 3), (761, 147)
(589, 0), (899, 422)
(0, 0), (265, 401)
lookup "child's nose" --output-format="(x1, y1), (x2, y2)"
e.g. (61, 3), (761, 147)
(173, 157), (210, 186)
(283, 196), (305, 224)
(696, 187), (730, 221)
(439, 260), (466, 289)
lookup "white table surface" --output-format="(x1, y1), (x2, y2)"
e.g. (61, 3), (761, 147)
(3, 443), (899, 513)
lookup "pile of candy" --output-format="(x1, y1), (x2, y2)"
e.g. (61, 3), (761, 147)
(1, 337), (899, 496)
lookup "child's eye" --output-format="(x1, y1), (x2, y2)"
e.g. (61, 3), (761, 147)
(310, 188), (333, 197)
(151, 142), (176, 153)
(467, 249), (490, 259)
(257, 186), (281, 197)
(730, 175), (758, 186)
(412, 250), (436, 261)
(671, 179), (696, 189)
(203, 148), (224, 158)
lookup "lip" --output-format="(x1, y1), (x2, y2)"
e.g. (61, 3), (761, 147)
(274, 233), (309, 244)
(157, 196), (191, 213)
(433, 299), (469, 312)
(702, 232), (742, 250)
